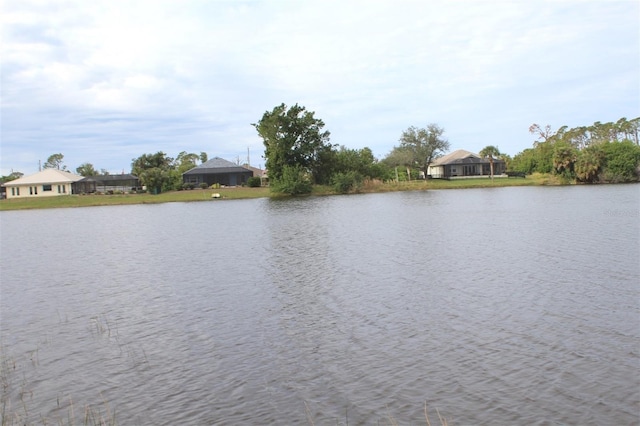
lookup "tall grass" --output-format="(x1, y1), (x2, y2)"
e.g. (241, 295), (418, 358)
(0, 320), (121, 426)
(304, 400), (451, 426)
(3, 334), (449, 425)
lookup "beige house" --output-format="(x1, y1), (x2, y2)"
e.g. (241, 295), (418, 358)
(427, 149), (505, 179)
(2, 169), (84, 199)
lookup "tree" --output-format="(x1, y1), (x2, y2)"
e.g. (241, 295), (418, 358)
(628, 117), (640, 145)
(516, 117), (640, 180)
(397, 124), (450, 178)
(43, 153), (66, 170)
(131, 152), (175, 194)
(575, 145), (605, 183)
(175, 151), (200, 174)
(479, 145), (501, 180)
(510, 148), (538, 174)
(499, 152), (512, 172)
(552, 142), (577, 179)
(1, 171), (23, 183)
(329, 146), (383, 193)
(383, 146), (415, 181)
(253, 103), (333, 184)
(200, 152), (209, 164)
(140, 167), (169, 194)
(529, 123), (554, 145)
(600, 140), (640, 183)
(333, 146), (387, 181)
(76, 163), (99, 177)
(131, 151), (174, 176)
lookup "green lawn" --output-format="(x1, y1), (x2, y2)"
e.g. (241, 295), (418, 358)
(0, 187), (271, 211)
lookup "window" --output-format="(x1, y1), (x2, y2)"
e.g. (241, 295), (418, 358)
(11, 188), (15, 196)
(16, 188), (20, 196)
(62, 185), (66, 193)
(29, 187), (33, 195)
(58, 185), (61, 193)
(43, 184), (52, 191)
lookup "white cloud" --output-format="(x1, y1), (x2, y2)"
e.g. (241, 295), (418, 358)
(1, 0), (638, 175)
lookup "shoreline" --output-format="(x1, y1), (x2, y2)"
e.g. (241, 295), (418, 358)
(0, 174), (628, 211)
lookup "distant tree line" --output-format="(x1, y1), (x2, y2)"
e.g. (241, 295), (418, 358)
(3, 113), (638, 195)
(509, 117), (640, 183)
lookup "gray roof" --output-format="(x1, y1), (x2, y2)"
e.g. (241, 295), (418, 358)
(430, 150), (481, 166)
(78, 174), (139, 183)
(183, 157), (252, 175)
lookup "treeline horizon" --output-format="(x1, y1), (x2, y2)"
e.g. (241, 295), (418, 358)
(2, 115), (639, 192)
(508, 117), (640, 183)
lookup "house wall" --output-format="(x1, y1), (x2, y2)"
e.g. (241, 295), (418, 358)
(429, 161), (505, 179)
(427, 165), (444, 178)
(5, 183), (72, 199)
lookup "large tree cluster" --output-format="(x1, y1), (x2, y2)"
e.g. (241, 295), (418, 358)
(511, 117), (640, 182)
(130, 151), (209, 193)
(253, 103), (390, 194)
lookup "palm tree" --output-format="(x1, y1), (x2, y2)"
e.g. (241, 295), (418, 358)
(479, 145), (501, 180)
(575, 145), (604, 183)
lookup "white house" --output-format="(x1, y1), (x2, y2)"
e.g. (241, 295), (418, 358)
(2, 169), (84, 199)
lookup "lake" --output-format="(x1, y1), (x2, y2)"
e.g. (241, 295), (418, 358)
(1, 185), (638, 425)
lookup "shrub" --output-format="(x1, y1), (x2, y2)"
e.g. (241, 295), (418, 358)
(601, 141), (640, 183)
(247, 176), (261, 187)
(331, 171), (363, 194)
(271, 165), (312, 195)
(199, 182), (208, 189)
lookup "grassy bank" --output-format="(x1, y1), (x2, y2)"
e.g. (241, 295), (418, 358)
(0, 174), (561, 211)
(313, 172), (559, 195)
(0, 187), (270, 211)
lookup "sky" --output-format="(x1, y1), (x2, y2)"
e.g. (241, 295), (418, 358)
(1, 0), (639, 176)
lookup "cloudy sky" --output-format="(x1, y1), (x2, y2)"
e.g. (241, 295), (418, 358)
(2, 0), (638, 175)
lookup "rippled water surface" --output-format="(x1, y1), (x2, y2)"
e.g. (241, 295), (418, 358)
(1, 185), (639, 425)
